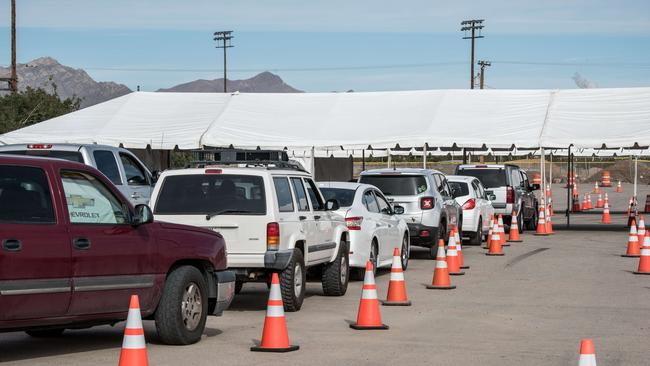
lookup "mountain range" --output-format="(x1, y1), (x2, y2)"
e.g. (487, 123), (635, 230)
(0, 57), (302, 108)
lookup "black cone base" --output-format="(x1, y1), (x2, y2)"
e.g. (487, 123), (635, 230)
(349, 323), (389, 330)
(426, 284), (456, 290)
(381, 300), (412, 306)
(251, 345), (300, 353)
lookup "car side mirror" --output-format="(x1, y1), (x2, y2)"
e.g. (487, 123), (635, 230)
(151, 170), (161, 184)
(531, 184), (540, 191)
(325, 199), (340, 211)
(393, 205), (405, 215)
(132, 204), (154, 226)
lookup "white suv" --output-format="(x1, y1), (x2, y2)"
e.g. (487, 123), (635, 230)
(150, 165), (350, 311)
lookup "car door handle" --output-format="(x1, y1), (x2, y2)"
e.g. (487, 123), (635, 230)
(130, 192), (141, 198)
(73, 238), (91, 250)
(299, 216), (307, 221)
(2, 239), (22, 252)
(314, 215), (321, 220)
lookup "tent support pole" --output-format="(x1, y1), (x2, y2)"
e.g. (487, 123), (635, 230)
(387, 149), (391, 169)
(362, 150), (366, 172)
(566, 145), (572, 228)
(423, 145), (427, 169)
(634, 155), (638, 200)
(462, 148), (467, 164)
(310, 146), (315, 176)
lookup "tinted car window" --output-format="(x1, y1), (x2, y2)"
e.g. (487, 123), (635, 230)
(359, 175), (427, 196)
(320, 188), (355, 208)
(363, 190), (380, 213)
(304, 179), (325, 211)
(273, 177), (294, 212)
(119, 153), (148, 186)
(93, 150), (122, 185)
(449, 181), (470, 197)
(374, 191), (393, 215)
(61, 170), (129, 224)
(458, 168), (507, 188)
(0, 149), (83, 163)
(510, 168), (521, 187)
(290, 177), (310, 211)
(155, 174), (266, 215)
(0, 165), (55, 224)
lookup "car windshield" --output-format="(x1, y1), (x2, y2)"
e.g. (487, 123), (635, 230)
(0, 150), (83, 163)
(458, 168), (506, 188)
(320, 188), (356, 207)
(359, 175), (427, 196)
(448, 181), (469, 197)
(154, 174), (266, 215)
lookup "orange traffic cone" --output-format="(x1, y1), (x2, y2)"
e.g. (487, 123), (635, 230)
(582, 194), (588, 210)
(497, 214), (509, 247)
(601, 201), (611, 224)
(627, 197), (633, 219)
(622, 221), (641, 258)
(453, 226), (469, 269)
(484, 216), (495, 249)
(634, 232), (650, 275)
(508, 211), (522, 242)
(446, 235), (465, 276)
(382, 248), (411, 306)
(593, 182), (599, 194)
(637, 215), (646, 242)
(546, 204), (554, 235)
(587, 194), (593, 209)
(616, 180), (622, 192)
(596, 193), (603, 208)
(486, 221), (504, 256)
(535, 202), (549, 236)
(118, 295), (149, 366)
(427, 240), (455, 289)
(251, 273), (299, 351)
(578, 339), (597, 366)
(350, 261), (389, 329)
(546, 183), (552, 198)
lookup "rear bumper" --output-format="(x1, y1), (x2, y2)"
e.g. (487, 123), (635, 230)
(212, 270), (235, 316)
(407, 223), (438, 247)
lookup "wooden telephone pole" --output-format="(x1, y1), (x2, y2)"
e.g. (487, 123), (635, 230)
(2, 0), (17, 92)
(478, 60), (491, 89)
(461, 19), (485, 89)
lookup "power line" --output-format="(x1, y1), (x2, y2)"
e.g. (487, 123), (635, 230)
(213, 30), (233, 93)
(461, 19), (485, 89)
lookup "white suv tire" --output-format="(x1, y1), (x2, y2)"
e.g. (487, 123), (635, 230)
(321, 240), (349, 296)
(279, 248), (305, 312)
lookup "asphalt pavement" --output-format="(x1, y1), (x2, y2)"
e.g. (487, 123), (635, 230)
(1, 227), (649, 365)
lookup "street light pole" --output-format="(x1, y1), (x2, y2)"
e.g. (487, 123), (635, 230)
(213, 31), (234, 93)
(461, 19), (485, 89)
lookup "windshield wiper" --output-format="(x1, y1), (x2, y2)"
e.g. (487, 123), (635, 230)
(205, 209), (253, 220)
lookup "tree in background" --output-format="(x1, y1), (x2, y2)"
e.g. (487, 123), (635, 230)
(0, 86), (80, 135)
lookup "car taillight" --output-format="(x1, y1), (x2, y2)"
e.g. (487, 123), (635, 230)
(420, 197), (434, 210)
(462, 198), (476, 210)
(205, 168), (222, 174)
(27, 144), (52, 149)
(506, 186), (515, 203)
(267, 222), (280, 250)
(346, 216), (363, 230)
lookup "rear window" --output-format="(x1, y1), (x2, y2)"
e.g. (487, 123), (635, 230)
(0, 149), (83, 163)
(448, 181), (470, 197)
(359, 175), (427, 196)
(154, 174), (266, 215)
(0, 165), (55, 224)
(320, 188), (355, 207)
(457, 168), (506, 188)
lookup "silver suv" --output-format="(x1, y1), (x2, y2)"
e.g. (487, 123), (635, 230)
(359, 169), (461, 258)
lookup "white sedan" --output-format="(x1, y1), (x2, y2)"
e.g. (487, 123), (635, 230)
(318, 182), (410, 279)
(447, 175), (494, 245)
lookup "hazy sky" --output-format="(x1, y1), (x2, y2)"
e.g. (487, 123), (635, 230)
(1, 0), (649, 91)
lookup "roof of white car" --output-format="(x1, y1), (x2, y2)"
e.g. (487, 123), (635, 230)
(457, 164), (515, 169)
(160, 166), (311, 177)
(447, 175), (479, 183)
(318, 181), (376, 191)
(360, 168), (443, 175)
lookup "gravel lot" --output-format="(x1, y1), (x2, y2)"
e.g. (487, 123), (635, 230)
(2, 226), (649, 365)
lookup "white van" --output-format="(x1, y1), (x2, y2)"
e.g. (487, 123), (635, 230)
(0, 143), (155, 205)
(150, 164), (350, 311)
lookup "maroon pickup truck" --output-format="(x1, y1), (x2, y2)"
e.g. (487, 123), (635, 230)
(0, 155), (235, 345)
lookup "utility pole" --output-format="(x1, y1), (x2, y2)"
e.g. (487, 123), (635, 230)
(461, 19), (484, 89)
(478, 60), (491, 89)
(1, 0), (18, 92)
(213, 31), (233, 93)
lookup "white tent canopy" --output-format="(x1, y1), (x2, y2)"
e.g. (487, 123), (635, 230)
(2, 88), (649, 150)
